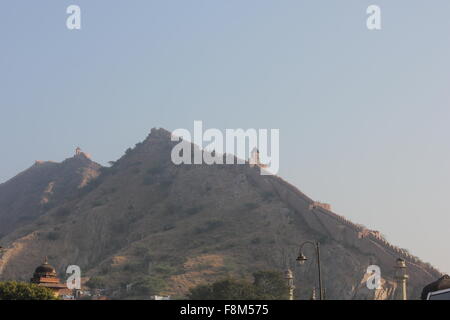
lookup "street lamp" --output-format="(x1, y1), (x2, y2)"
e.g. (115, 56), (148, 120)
(394, 258), (409, 300)
(296, 241), (324, 300)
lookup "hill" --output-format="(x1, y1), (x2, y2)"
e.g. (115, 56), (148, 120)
(0, 129), (441, 299)
(0, 149), (100, 237)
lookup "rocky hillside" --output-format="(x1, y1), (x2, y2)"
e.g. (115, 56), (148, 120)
(0, 150), (101, 237)
(0, 129), (441, 299)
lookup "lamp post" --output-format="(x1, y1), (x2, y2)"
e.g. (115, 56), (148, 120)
(394, 258), (409, 300)
(296, 241), (324, 300)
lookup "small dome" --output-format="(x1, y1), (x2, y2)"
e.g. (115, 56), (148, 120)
(33, 258), (57, 278)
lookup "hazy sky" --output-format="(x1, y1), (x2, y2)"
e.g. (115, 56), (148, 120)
(1, 1), (449, 273)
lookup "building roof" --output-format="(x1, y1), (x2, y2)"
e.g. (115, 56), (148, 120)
(38, 283), (68, 289)
(421, 275), (450, 300)
(32, 258), (57, 278)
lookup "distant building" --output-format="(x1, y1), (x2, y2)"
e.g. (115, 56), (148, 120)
(150, 295), (171, 300)
(30, 258), (69, 298)
(309, 202), (332, 211)
(249, 148), (268, 169)
(74, 147), (92, 159)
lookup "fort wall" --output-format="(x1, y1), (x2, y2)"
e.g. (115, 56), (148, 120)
(262, 174), (441, 279)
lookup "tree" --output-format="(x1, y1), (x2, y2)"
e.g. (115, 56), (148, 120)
(188, 279), (257, 300)
(188, 271), (289, 300)
(252, 271), (289, 300)
(187, 284), (213, 300)
(0, 281), (57, 300)
(132, 276), (167, 296)
(86, 276), (106, 289)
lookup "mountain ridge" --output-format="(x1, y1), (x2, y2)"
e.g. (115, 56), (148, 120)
(0, 128), (441, 299)
(0, 150), (101, 237)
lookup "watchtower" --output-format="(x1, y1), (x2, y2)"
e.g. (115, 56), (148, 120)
(249, 148), (268, 168)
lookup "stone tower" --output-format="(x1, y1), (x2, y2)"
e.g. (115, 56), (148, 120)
(249, 148), (268, 168)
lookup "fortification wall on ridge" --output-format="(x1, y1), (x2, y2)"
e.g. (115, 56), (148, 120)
(262, 174), (441, 278)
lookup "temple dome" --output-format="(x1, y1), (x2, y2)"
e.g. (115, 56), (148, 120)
(30, 257), (67, 296)
(32, 258), (57, 278)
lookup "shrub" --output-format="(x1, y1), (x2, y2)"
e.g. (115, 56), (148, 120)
(243, 202), (259, 211)
(100, 265), (111, 275)
(185, 206), (203, 216)
(92, 200), (105, 208)
(46, 231), (60, 241)
(99, 166), (118, 176)
(188, 279), (257, 300)
(80, 179), (101, 195)
(123, 262), (145, 273)
(86, 277), (107, 289)
(261, 191), (275, 201)
(132, 276), (167, 296)
(146, 165), (164, 175)
(110, 219), (129, 234)
(42, 201), (57, 211)
(163, 224), (175, 231)
(194, 220), (224, 234)
(154, 254), (185, 267)
(164, 204), (182, 215)
(0, 281), (57, 300)
(188, 271), (288, 300)
(131, 167), (140, 174)
(159, 179), (173, 190)
(55, 207), (71, 217)
(152, 263), (178, 276)
(143, 176), (154, 185)
(251, 237), (262, 245)
(252, 271), (289, 300)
